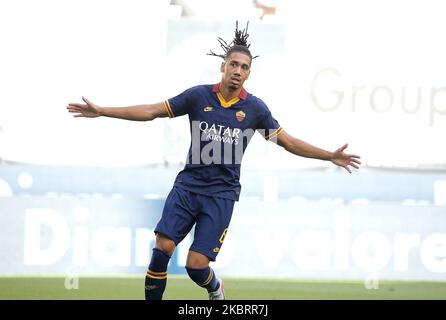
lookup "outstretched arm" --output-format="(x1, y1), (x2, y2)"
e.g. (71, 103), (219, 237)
(66, 97), (169, 121)
(276, 130), (361, 173)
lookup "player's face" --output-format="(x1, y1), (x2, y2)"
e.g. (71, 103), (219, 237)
(220, 52), (251, 91)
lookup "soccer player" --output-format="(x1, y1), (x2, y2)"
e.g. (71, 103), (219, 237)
(67, 22), (361, 300)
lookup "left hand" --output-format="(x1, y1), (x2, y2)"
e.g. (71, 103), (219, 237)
(330, 143), (361, 173)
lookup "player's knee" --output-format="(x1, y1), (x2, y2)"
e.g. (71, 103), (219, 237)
(186, 250), (209, 269)
(155, 233), (176, 256)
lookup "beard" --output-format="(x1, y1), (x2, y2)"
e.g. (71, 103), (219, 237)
(228, 84), (238, 91)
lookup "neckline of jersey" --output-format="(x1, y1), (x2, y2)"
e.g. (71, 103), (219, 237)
(212, 83), (248, 109)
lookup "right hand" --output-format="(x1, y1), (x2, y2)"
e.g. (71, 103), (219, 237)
(67, 96), (102, 118)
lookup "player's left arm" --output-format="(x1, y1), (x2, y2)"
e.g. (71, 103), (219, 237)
(276, 129), (361, 173)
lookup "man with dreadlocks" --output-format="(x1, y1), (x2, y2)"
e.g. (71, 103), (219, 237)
(67, 22), (361, 300)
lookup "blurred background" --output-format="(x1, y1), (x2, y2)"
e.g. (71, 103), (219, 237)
(1, 0), (446, 294)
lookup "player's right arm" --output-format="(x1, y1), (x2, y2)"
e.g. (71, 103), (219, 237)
(66, 96), (169, 121)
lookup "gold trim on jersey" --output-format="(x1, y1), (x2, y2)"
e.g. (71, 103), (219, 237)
(265, 127), (284, 140)
(163, 100), (174, 118)
(216, 92), (240, 108)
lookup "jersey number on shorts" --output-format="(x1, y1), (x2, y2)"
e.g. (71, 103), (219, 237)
(219, 228), (228, 244)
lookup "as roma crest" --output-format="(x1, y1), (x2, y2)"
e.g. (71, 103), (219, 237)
(236, 110), (246, 122)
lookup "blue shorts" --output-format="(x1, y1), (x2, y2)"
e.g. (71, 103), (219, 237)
(154, 186), (235, 261)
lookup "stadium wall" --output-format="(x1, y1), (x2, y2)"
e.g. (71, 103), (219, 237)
(1, 164), (445, 282)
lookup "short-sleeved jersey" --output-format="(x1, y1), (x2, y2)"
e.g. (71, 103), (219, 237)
(163, 83), (282, 201)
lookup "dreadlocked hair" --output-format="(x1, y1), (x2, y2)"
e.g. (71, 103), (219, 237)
(207, 21), (259, 60)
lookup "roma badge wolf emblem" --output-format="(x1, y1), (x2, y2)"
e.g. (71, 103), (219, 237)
(236, 110), (246, 122)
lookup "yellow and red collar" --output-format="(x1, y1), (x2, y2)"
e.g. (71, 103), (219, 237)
(212, 83), (248, 108)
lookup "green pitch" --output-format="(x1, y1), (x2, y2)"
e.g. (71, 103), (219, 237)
(0, 276), (445, 300)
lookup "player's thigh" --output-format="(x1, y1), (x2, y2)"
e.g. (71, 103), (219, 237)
(191, 196), (235, 262)
(154, 187), (198, 246)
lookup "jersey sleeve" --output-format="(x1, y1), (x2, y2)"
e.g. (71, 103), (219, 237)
(163, 87), (197, 118)
(255, 102), (283, 141)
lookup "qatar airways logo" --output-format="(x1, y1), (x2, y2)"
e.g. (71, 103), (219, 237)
(188, 120), (277, 165)
(199, 121), (242, 145)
